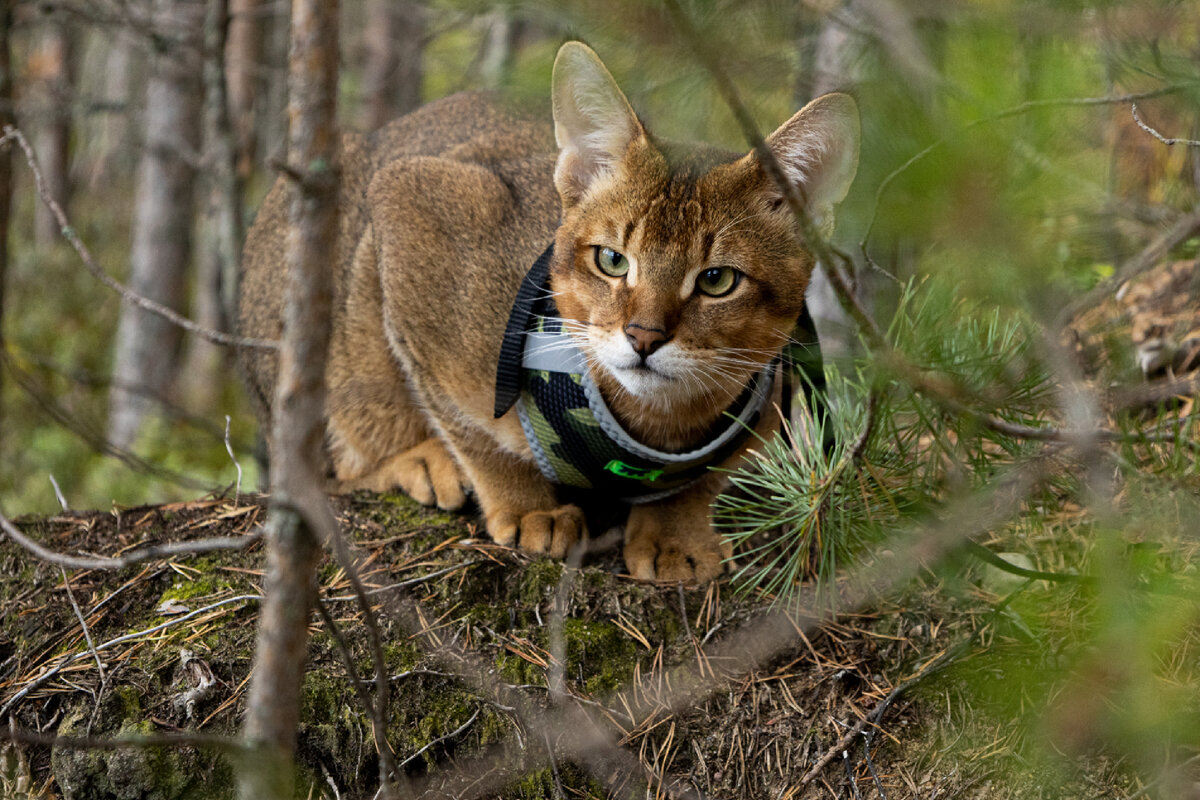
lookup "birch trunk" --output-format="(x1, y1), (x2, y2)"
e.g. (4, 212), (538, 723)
(107, 0), (203, 450)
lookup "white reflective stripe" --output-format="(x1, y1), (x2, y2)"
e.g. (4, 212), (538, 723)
(581, 360), (774, 464)
(522, 331), (588, 374)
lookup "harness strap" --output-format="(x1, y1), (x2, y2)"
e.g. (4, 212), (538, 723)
(494, 241), (556, 419)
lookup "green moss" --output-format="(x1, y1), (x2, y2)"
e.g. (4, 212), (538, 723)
(51, 704), (234, 800)
(157, 574), (228, 605)
(503, 767), (557, 800)
(563, 618), (639, 695)
(518, 559), (564, 606)
(367, 491), (457, 530)
(495, 650), (545, 687)
(500, 764), (605, 799)
(111, 685), (144, 719)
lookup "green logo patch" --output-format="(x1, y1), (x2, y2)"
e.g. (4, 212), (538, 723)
(604, 460), (663, 481)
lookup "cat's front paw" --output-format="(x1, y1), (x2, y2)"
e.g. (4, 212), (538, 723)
(624, 508), (728, 583)
(337, 438), (471, 510)
(487, 505), (585, 559)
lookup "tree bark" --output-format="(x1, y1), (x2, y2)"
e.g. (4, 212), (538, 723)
(0, 0), (12, 450)
(237, 0), (339, 796)
(478, 8), (521, 90)
(227, 0), (262, 177)
(107, 0), (204, 450)
(182, 0), (245, 411)
(362, 0), (425, 129)
(30, 13), (74, 247)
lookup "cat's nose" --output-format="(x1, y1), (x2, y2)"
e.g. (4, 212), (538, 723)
(624, 324), (668, 359)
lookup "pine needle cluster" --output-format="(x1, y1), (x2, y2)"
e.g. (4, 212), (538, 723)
(717, 278), (1056, 605)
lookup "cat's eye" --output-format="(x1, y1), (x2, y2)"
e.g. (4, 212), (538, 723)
(695, 267), (741, 297)
(593, 246), (629, 278)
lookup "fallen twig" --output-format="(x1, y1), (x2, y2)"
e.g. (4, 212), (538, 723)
(0, 508), (260, 571)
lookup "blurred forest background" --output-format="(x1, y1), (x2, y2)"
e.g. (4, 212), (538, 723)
(0, 0), (1198, 797)
(0, 0), (1196, 515)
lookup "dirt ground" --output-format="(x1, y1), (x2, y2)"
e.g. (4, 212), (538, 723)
(0, 487), (1179, 800)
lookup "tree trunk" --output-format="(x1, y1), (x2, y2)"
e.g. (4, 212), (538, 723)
(361, 0), (425, 129)
(257, 3), (290, 176)
(181, 0), (245, 412)
(238, 0), (339, 796)
(227, 0), (262, 178)
(94, 26), (137, 183)
(107, 0), (204, 451)
(29, 14), (74, 247)
(0, 0), (13, 450)
(478, 8), (521, 90)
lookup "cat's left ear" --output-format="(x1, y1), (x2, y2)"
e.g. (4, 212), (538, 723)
(552, 42), (645, 209)
(759, 93), (860, 232)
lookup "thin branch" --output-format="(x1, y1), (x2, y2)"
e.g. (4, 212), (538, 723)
(1108, 372), (1200, 411)
(60, 568), (106, 681)
(1058, 204), (1200, 326)
(1122, 752), (1200, 800)
(1131, 103), (1200, 148)
(314, 599), (399, 789)
(316, 509), (399, 794)
(396, 708), (479, 770)
(0, 507), (260, 571)
(664, 5), (1192, 453)
(3, 722), (245, 756)
(860, 85), (1197, 263)
(0, 126), (277, 350)
(2, 349), (216, 490)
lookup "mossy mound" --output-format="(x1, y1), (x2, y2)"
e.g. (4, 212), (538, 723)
(0, 492), (1174, 799)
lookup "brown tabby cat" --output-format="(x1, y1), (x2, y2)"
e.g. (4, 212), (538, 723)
(239, 42), (859, 582)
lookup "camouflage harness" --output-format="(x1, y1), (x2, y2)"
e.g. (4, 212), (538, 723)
(494, 242), (821, 504)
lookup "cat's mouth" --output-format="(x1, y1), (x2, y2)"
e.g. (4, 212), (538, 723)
(606, 362), (677, 397)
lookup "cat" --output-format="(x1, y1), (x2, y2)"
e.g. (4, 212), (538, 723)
(238, 42), (859, 582)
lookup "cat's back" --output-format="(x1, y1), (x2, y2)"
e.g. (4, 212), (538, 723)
(239, 91), (557, 400)
(363, 90), (554, 169)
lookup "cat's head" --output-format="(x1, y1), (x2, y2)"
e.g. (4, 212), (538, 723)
(547, 42), (859, 443)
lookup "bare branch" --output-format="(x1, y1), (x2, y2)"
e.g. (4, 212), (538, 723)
(1131, 103), (1200, 148)
(2, 723), (245, 757)
(0, 507), (261, 571)
(861, 85), (1198, 264)
(0, 126), (276, 350)
(61, 568), (106, 682)
(1058, 204), (1200, 325)
(396, 708), (479, 771)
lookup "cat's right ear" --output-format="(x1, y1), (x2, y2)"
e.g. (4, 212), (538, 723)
(552, 42), (644, 209)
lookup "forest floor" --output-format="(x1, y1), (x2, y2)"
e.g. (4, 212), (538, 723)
(0, 489), (1182, 800)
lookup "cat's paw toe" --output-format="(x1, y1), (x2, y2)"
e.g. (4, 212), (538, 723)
(392, 440), (470, 510)
(624, 531), (726, 583)
(487, 505), (584, 559)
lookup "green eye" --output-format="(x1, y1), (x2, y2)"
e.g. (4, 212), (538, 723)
(594, 246), (629, 277)
(696, 267), (741, 297)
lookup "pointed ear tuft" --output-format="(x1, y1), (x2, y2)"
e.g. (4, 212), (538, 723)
(762, 93), (860, 232)
(552, 42), (643, 208)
